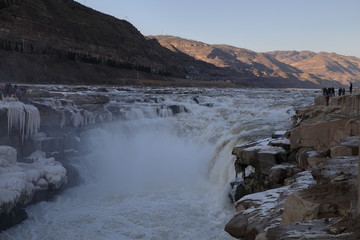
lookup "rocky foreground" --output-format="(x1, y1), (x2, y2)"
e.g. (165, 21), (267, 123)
(225, 93), (360, 239)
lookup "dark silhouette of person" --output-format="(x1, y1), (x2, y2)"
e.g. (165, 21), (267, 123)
(350, 82), (353, 94)
(324, 88), (330, 106)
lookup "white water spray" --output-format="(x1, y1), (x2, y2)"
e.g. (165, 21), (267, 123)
(0, 87), (317, 240)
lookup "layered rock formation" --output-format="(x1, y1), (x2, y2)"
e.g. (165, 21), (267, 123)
(0, 0), (225, 85)
(225, 93), (360, 239)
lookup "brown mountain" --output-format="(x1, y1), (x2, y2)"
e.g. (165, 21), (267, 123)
(1, 0), (358, 88)
(151, 35), (300, 78)
(0, 0), (224, 85)
(151, 35), (360, 87)
(266, 51), (360, 85)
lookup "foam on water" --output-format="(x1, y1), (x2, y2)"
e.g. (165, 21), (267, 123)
(0, 88), (317, 240)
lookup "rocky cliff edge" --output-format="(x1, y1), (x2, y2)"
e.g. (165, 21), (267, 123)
(226, 93), (360, 239)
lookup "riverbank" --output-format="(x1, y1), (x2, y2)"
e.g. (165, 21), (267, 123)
(225, 93), (360, 239)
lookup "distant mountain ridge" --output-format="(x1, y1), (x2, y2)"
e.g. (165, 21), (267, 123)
(0, 0), (359, 88)
(151, 35), (360, 87)
(266, 51), (360, 85)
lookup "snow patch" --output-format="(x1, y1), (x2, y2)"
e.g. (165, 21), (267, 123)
(235, 171), (316, 231)
(0, 146), (17, 167)
(0, 147), (67, 215)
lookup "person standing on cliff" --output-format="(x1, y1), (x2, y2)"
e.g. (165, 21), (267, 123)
(350, 82), (353, 94)
(324, 89), (330, 106)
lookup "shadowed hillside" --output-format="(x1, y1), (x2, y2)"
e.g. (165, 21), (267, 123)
(1, 0), (357, 88)
(0, 0), (225, 85)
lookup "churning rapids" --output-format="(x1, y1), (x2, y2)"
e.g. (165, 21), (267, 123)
(1, 87), (316, 240)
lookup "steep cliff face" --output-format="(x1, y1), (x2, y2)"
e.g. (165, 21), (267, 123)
(0, 0), (224, 84)
(225, 94), (360, 240)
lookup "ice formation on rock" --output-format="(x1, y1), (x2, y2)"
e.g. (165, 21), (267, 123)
(1, 102), (40, 141)
(0, 146), (17, 167)
(31, 97), (112, 127)
(0, 147), (67, 215)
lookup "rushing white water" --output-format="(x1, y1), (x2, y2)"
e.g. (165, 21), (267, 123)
(0, 87), (317, 240)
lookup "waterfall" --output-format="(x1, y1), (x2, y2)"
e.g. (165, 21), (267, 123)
(0, 87), (317, 240)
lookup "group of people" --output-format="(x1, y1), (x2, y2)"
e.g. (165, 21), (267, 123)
(1, 83), (25, 101)
(322, 83), (354, 106)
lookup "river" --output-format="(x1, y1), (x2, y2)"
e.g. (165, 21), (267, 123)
(0, 87), (317, 240)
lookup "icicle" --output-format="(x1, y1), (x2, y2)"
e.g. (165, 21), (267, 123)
(3, 102), (41, 142)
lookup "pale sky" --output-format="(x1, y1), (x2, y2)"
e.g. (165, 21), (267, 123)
(78, 0), (360, 58)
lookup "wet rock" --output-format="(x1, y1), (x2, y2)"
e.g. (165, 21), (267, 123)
(229, 179), (251, 202)
(0, 207), (27, 231)
(232, 143), (255, 160)
(269, 138), (290, 150)
(269, 164), (302, 185)
(265, 218), (352, 240)
(311, 156), (357, 185)
(281, 157), (357, 226)
(24, 89), (63, 99)
(330, 145), (358, 157)
(225, 172), (315, 240)
(224, 212), (248, 239)
(257, 147), (287, 175)
(168, 105), (188, 114)
(271, 130), (287, 139)
(200, 103), (214, 107)
(192, 96), (200, 104)
(96, 87), (108, 92)
(240, 146), (261, 166)
(66, 94), (110, 108)
(340, 136), (360, 145)
(296, 148), (327, 170)
(330, 136), (360, 157)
